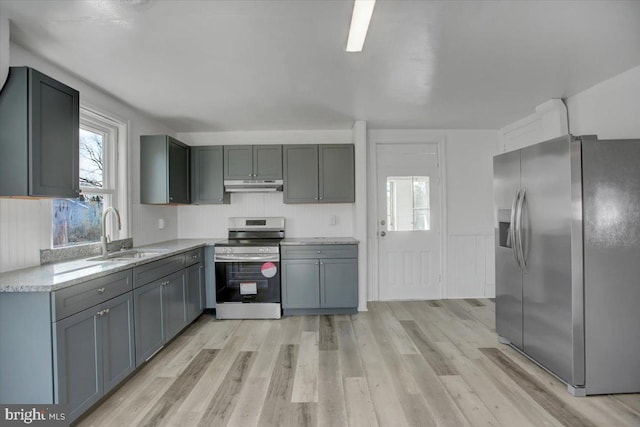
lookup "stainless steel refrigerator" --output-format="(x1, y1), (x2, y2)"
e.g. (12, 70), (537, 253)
(494, 134), (640, 396)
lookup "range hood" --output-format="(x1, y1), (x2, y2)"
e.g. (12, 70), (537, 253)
(224, 179), (283, 193)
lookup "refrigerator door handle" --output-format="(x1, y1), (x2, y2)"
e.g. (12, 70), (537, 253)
(510, 190), (522, 268)
(516, 188), (527, 271)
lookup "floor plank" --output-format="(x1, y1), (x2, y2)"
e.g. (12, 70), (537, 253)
(197, 351), (256, 426)
(139, 349), (219, 427)
(78, 300), (640, 427)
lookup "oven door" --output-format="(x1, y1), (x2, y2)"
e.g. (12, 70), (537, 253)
(215, 256), (281, 303)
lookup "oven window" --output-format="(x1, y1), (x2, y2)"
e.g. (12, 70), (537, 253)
(215, 261), (281, 303)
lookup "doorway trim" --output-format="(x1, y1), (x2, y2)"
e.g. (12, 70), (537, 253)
(367, 131), (447, 301)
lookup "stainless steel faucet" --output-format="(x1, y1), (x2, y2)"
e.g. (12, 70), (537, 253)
(101, 207), (122, 255)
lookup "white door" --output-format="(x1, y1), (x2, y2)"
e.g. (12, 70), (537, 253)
(377, 143), (442, 300)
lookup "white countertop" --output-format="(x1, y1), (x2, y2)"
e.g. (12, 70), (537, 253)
(0, 239), (219, 293)
(0, 236), (358, 292)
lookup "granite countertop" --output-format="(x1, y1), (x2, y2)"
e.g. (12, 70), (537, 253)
(0, 239), (221, 293)
(280, 237), (359, 245)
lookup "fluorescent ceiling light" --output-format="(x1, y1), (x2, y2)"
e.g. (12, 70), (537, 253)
(346, 0), (375, 52)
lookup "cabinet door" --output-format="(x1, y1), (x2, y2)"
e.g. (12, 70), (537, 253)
(101, 292), (135, 394)
(186, 263), (204, 324)
(283, 145), (319, 203)
(163, 270), (187, 341)
(30, 68), (80, 198)
(319, 145), (355, 203)
(282, 259), (320, 308)
(134, 281), (165, 366)
(191, 146), (228, 204)
(320, 258), (358, 308)
(53, 306), (102, 421)
(168, 138), (190, 204)
(224, 145), (253, 179)
(253, 145), (282, 180)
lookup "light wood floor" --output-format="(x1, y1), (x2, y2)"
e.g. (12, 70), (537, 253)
(77, 299), (640, 427)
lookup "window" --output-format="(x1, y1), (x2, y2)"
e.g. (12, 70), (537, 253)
(386, 176), (430, 231)
(52, 108), (127, 247)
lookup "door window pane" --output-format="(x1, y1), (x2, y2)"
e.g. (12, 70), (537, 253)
(386, 176), (430, 231)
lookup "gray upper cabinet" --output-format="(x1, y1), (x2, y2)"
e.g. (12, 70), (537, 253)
(253, 145), (283, 179)
(0, 66), (79, 198)
(319, 145), (355, 203)
(224, 145), (282, 180)
(191, 146), (229, 204)
(140, 135), (190, 204)
(283, 145), (319, 203)
(283, 144), (355, 204)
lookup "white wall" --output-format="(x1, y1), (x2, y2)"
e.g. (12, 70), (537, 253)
(0, 43), (178, 273)
(367, 129), (498, 300)
(567, 65), (640, 139)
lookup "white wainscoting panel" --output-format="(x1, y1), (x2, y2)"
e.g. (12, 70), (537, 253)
(446, 234), (495, 298)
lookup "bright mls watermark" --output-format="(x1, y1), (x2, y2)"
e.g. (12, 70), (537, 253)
(0, 405), (68, 426)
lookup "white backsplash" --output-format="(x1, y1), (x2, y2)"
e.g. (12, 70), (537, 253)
(178, 192), (354, 238)
(0, 199), (52, 273)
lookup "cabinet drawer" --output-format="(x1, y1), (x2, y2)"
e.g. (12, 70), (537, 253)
(52, 270), (132, 321)
(281, 245), (357, 260)
(133, 254), (185, 288)
(184, 248), (203, 267)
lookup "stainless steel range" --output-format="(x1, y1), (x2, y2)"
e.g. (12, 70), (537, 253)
(214, 217), (284, 319)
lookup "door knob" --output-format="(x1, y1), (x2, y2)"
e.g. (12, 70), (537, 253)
(380, 220), (385, 225)
(380, 231), (386, 237)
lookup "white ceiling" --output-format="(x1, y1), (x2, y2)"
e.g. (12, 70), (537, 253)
(1, 0), (640, 132)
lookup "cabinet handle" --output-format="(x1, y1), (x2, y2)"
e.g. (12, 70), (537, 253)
(96, 310), (104, 317)
(315, 262), (319, 266)
(191, 255), (198, 259)
(104, 308), (110, 315)
(317, 250), (321, 254)
(161, 280), (169, 286)
(314, 197), (318, 200)
(320, 262), (324, 265)
(97, 287), (106, 294)
(319, 197), (323, 200)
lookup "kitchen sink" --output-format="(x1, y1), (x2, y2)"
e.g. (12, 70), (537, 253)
(87, 249), (166, 262)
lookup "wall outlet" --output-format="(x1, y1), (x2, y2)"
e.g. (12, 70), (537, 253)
(330, 215), (337, 226)
(158, 218), (165, 230)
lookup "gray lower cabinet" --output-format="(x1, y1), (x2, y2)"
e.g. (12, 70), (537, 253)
(164, 270), (187, 340)
(53, 291), (135, 421)
(0, 66), (80, 198)
(282, 260), (320, 308)
(281, 244), (358, 314)
(283, 144), (355, 204)
(133, 280), (164, 365)
(191, 146), (229, 204)
(0, 247), (206, 424)
(140, 135), (190, 204)
(133, 269), (186, 366)
(186, 262), (205, 323)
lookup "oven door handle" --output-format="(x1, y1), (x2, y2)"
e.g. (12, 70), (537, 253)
(214, 255), (280, 262)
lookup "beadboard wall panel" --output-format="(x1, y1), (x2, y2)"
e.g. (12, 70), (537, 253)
(0, 199), (51, 273)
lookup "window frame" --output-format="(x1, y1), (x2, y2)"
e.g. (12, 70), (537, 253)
(51, 106), (129, 248)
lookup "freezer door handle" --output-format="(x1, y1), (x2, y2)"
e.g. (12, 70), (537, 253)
(510, 190), (522, 268)
(516, 188), (527, 271)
